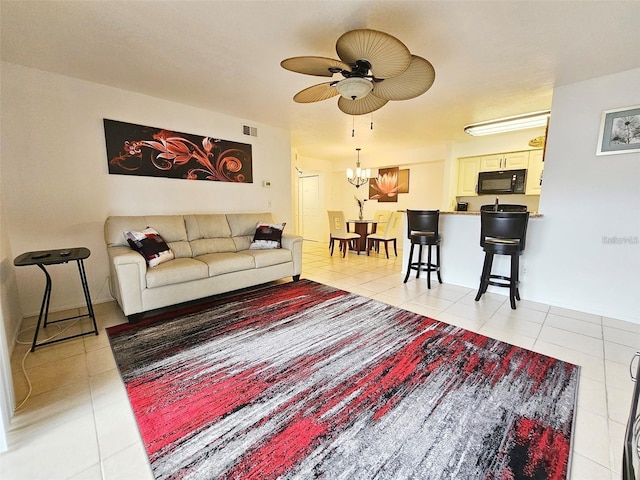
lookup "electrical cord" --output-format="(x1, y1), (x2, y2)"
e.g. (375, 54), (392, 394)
(13, 276), (109, 412)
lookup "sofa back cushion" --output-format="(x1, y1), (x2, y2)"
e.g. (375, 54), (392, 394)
(184, 214), (236, 256)
(105, 215), (192, 258)
(226, 213), (275, 251)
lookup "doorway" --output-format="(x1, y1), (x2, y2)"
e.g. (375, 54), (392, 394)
(298, 175), (323, 242)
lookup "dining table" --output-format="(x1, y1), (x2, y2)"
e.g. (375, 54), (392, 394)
(347, 219), (382, 253)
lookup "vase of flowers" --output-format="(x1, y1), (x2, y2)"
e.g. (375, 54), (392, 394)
(355, 195), (367, 221)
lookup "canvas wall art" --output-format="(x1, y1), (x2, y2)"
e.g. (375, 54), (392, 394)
(369, 167), (409, 202)
(104, 119), (253, 182)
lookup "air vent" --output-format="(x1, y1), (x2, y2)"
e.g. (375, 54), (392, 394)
(242, 125), (258, 137)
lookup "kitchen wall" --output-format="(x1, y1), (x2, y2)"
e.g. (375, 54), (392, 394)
(0, 62), (293, 325)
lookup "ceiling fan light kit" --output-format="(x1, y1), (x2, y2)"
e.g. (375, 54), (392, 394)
(464, 110), (551, 136)
(281, 28), (435, 115)
(335, 77), (373, 100)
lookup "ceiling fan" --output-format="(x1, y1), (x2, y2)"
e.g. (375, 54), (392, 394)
(281, 29), (435, 115)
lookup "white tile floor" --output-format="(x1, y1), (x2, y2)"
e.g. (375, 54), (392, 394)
(1, 241), (637, 479)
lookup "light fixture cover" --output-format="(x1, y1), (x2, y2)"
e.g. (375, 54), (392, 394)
(335, 77), (373, 100)
(464, 110), (550, 136)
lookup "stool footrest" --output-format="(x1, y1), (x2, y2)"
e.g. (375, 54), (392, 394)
(488, 274), (518, 289)
(409, 262), (439, 272)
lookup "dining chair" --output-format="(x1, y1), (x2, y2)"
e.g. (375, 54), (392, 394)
(366, 211), (403, 258)
(372, 210), (392, 235)
(327, 211), (361, 257)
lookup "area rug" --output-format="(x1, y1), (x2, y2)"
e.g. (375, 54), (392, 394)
(107, 279), (579, 480)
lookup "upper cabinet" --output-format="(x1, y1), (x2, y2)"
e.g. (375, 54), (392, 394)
(480, 151), (529, 171)
(457, 156), (480, 196)
(525, 150), (545, 195)
(457, 149), (544, 197)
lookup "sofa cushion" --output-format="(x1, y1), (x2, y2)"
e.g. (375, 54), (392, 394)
(185, 214), (236, 256)
(145, 257), (209, 288)
(250, 222), (286, 249)
(124, 227), (175, 267)
(185, 214), (232, 239)
(227, 213), (274, 236)
(227, 213), (275, 251)
(194, 252), (256, 276)
(105, 215), (192, 258)
(240, 248), (293, 268)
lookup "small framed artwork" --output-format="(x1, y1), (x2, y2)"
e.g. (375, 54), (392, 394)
(596, 105), (640, 155)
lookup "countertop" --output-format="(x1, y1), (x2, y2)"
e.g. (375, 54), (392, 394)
(441, 211), (543, 217)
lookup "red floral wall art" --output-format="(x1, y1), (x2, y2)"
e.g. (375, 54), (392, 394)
(104, 119), (253, 183)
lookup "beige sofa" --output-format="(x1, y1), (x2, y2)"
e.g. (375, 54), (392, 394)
(104, 213), (302, 322)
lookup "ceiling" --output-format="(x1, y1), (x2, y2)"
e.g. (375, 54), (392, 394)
(2, 1), (639, 165)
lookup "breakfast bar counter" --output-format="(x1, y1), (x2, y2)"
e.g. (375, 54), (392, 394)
(439, 211), (544, 217)
(401, 211), (543, 296)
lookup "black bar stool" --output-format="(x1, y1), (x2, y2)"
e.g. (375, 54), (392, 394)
(403, 210), (442, 288)
(474, 211), (529, 309)
(480, 203), (528, 212)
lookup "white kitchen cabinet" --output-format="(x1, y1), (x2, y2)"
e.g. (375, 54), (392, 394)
(457, 156), (480, 196)
(526, 150), (544, 195)
(480, 151), (529, 171)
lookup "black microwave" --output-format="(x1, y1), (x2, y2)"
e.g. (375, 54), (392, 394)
(477, 169), (526, 195)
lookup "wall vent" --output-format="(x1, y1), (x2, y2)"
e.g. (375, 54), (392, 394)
(242, 125), (258, 137)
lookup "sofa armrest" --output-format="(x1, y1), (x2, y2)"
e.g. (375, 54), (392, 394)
(107, 246), (147, 315)
(281, 234), (303, 276)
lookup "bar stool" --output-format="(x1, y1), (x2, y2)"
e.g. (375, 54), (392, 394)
(480, 203), (528, 212)
(403, 210), (442, 288)
(474, 211), (529, 309)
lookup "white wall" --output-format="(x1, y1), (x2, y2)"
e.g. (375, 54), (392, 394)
(0, 177), (19, 452)
(1, 62), (293, 319)
(529, 68), (640, 322)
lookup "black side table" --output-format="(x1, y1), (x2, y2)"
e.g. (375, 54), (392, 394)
(14, 247), (98, 351)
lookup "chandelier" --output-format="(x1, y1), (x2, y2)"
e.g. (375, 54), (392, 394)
(346, 148), (371, 188)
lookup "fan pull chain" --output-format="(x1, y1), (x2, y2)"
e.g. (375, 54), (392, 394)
(352, 116), (355, 137)
(371, 113), (374, 131)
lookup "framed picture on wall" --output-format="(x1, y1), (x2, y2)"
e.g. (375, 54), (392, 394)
(596, 105), (640, 156)
(104, 119), (253, 182)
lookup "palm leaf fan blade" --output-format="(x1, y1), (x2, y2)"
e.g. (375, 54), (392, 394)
(336, 29), (411, 79)
(373, 56), (436, 101)
(338, 94), (388, 115)
(293, 83), (339, 103)
(281, 56), (350, 77)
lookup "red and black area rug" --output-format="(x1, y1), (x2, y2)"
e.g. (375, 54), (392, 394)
(107, 279), (579, 480)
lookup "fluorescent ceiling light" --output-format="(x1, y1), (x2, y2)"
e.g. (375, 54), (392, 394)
(464, 110), (550, 136)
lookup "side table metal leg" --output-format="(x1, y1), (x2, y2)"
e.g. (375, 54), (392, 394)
(77, 259), (98, 336)
(32, 264), (52, 352)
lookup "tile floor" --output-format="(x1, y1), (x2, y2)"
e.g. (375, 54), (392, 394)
(1, 241), (638, 479)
